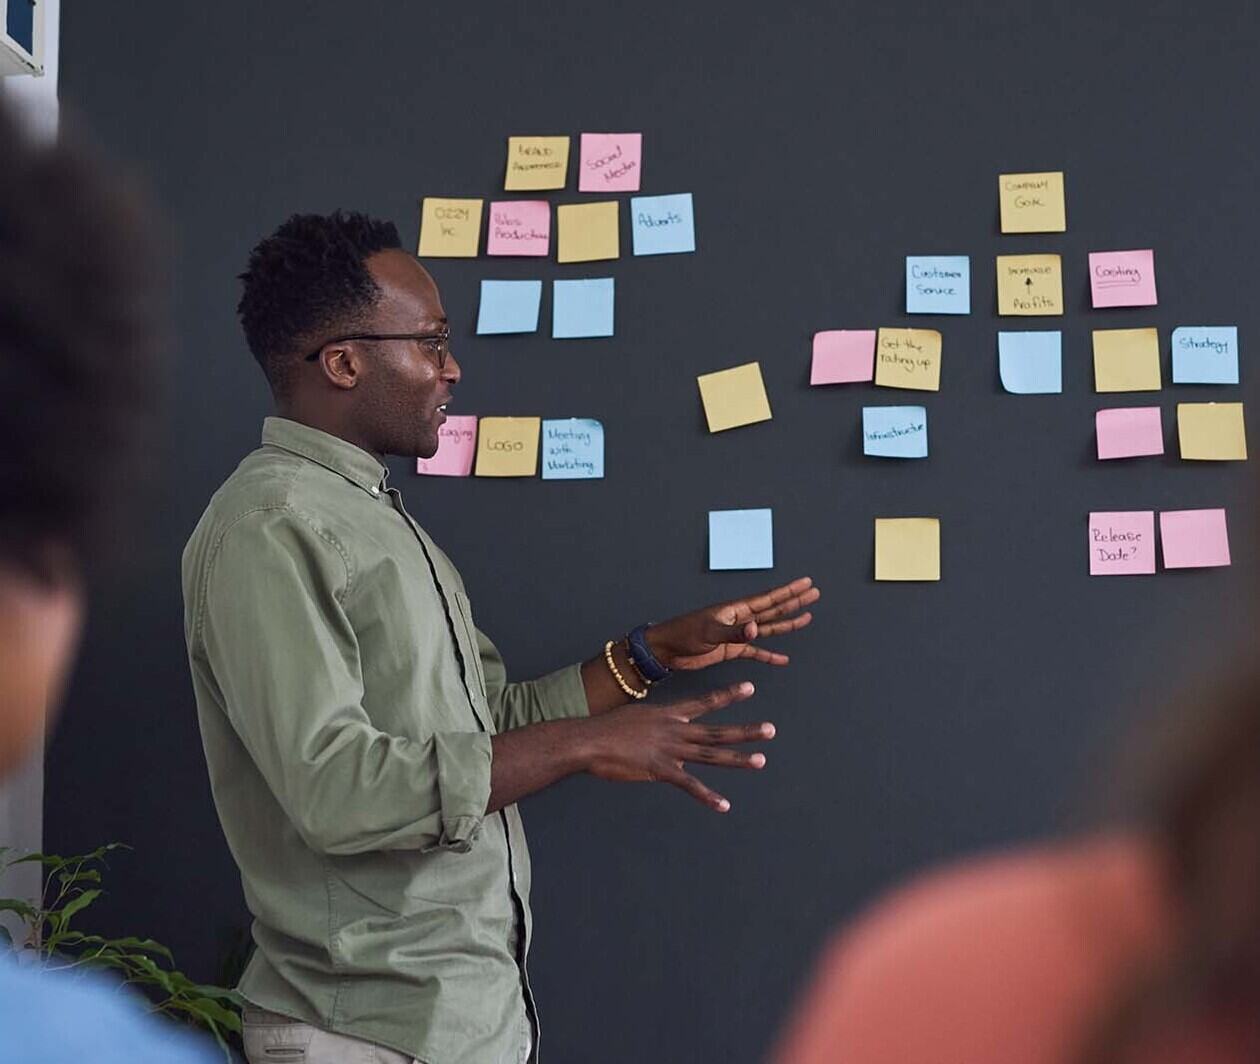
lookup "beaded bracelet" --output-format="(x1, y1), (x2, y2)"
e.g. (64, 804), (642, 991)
(603, 640), (648, 700)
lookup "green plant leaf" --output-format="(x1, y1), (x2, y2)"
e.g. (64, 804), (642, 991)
(0, 897), (38, 921)
(55, 888), (101, 928)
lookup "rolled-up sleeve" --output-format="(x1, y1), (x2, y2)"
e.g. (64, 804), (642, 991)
(476, 629), (590, 733)
(198, 507), (490, 856)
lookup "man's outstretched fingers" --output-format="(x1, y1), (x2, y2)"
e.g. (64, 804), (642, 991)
(696, 721), (776, 745)
(677, 681), (755, 721)
(669, 769), (730, 812)
(679, 745), (768, 770)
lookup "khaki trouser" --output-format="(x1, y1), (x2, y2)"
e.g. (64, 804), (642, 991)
(241, 1004), (534, 1064)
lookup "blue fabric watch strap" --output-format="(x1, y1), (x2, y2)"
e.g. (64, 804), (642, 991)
(627, 624), (670, 683)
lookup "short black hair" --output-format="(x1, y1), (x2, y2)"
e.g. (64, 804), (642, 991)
(0, 104), (158, 585)
(236, 210), (401, 394)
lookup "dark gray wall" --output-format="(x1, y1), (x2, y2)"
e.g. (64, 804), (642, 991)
(50, 4), (1260, 1061)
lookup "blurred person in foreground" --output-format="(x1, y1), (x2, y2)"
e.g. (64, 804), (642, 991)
(773, 669), (1260, 1063)
(0, 103), (217, 1062)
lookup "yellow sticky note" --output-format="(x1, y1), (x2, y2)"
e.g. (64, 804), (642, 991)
(875, 518), (941, 582)
(996, 254), (1063, 315)
(1178, 402), (1247, 460)
(697, 362), (772, 433)
(556, 201), (620, 263)
(1093, 328), (1162, 392)
(417, 198), (484, 258)
(505, 136), (571, 191)
(474, 417), (541, 477)
(998, 172), (1066, 233)
(874, 328), (942, 391)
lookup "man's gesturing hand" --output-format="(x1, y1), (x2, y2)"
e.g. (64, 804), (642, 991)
(645, 576), (820, 672)
(580, 681), (773, 812)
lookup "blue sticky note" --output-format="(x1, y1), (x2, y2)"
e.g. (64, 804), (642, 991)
(541, 418), (604, 480)
(905, 255), (970, 314)
(476, 280), (542, 335)
(708, 509), (773, 570)
(1172, 326), (1239, 384)
(552, 278), (614, 338)
(862, 406), (928, 458)
(631, 193), (696, 256)
(998, 331), (1062, 394)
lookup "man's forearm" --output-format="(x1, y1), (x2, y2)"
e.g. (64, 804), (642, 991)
(580, 642), (647, 715)
(487, 718), (590, 813)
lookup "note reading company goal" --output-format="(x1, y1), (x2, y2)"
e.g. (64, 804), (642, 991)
(998, 172), (1066, 233)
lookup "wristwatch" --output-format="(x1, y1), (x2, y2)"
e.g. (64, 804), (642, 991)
(626, 624), (671, 683)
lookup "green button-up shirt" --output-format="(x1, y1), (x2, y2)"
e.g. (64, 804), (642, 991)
(181, 417), (589, 1063)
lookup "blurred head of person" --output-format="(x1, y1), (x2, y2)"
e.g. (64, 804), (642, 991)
(0, 103), (157, 776)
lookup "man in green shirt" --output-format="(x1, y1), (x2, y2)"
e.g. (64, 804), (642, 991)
(182, 211), (820, 1064)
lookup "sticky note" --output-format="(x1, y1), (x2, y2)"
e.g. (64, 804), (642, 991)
(1093, 328), (1162, 392)
(486, 200), (550, 257)
(417, 416), (478, 477)
(578, 132), (642, 192)
(811, 330), (877, 385)
(1096, 407), (1164, 460)
(697, 362), (772, 433)
(998, 331), (1062, 394)
(417, 197), (484, 258)
(1177, 402), (1247, 460)
(874, 328), (941, 391)
(1172, 326), (1239, 385)
(552, 278), (614, 339)
(1088, 511), (1155, 576)
(709, 509), (773, 571)
(996, 254), (1063, 316)
(557, 201), (620, 263)
(1159, 509), (1231, 569)
(874, 518), (940, 582)
(998, 172), (1066, 233)
(476, 280), (542, 335)
(863, 406), (928, 458)
(905, 256), (970, 314)
(504, 136), (570, 191)
(631, 193), (696, 256)
(541, 418), (604, 480)
(1089, 249), (1157, 308)
(474, 417), (541, 477)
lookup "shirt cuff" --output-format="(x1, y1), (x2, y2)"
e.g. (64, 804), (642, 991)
(532, 663), (591, 722)
(423, 730), (493, 854)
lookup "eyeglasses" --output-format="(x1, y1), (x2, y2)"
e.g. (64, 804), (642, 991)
(304, 331), (451, 368)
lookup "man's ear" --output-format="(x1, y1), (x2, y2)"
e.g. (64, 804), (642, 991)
(317, 344), (361, 390)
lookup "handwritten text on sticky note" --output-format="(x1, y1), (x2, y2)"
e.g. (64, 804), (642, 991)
(631, 193), (695, 256)
(996, 254), (1063, 316)
(1172, 326), (1239, 384)
(1088, 511), (1155, 576)
(474, 417), (541, 477)
(541, 419), (604, 480)
(1160, 509), (1231, 569)
(1089, 249), (1157, 308)
(504, 136), (570, 191)
(874, 328), (941, 391)
(905, 256), (970, 314)
(1096, 407), (1164, 460)
(418, 197), (484, 258)
(863, 406), (928, 458)
(579, 133), (642, 192)
(999, 172), (1066, 233)
(417, 416), (478, 477)
(486, 200), (550, 256)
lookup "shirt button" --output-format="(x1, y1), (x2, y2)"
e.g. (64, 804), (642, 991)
(370, 486), (380, 497)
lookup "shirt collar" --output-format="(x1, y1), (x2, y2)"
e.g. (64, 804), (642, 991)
(261, 416), (388, 497)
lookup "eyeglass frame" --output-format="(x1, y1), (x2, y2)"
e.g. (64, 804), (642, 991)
(304, 331), (451, 368)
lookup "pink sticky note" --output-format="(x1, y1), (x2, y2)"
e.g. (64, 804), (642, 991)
(578, 133), (642, 192)
(811, 330), (877, 385)
(1160, 509), (1231, 569)
(1089, 249), (1157, 308)
(486, 201), (550, 257)
(417, 416), (477, 476)
(1096, 407), (1164, 460)
(1088, 511), (1156, 576)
